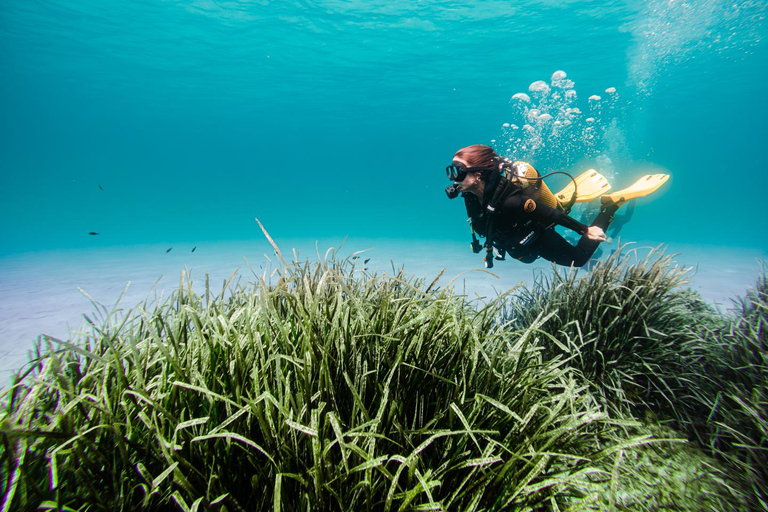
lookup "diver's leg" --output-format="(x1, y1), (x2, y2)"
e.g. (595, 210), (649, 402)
(534, 230), (592, 267)
(566, 202), (622, 266)
(532, 202), (622, 268)
(592, 201), (620, 230)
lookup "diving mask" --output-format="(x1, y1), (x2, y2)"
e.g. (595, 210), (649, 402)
(445, 162), (496, 199)
(445, 163), (495, 183)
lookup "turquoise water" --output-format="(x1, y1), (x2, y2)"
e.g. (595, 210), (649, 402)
(1, 0), (766, 254)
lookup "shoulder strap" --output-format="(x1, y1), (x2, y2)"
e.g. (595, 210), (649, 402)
(463, 193), (484, 253)
(482, 180), (516, 268)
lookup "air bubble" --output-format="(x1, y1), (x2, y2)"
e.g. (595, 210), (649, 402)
(497, 70), (624, 168)
(511, 92), (531, 102)
(551, 70), (567, 82)
(529, 81), (550, 94)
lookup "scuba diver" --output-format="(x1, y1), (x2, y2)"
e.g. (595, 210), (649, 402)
(445, 144), (668, 268)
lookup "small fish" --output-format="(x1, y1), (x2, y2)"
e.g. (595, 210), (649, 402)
(352, 256), (359, 260)
(98, 184), (104, 191)
(88, 232), (99, 235)
(191, 246), (196, 253)
(166, 247), (173, 253)
(364, 258), (370, 264)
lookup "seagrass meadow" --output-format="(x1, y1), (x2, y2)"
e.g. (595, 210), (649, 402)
(1, 241), (766, 511)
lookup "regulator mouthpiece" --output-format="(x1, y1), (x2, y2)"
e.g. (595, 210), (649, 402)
(445, 184), (461, 199)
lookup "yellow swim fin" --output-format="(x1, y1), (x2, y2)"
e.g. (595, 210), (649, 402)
(555, 169), (612, 205)
(601, 173), (669, 204)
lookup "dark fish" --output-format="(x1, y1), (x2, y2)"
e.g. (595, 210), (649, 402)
(166, 247), (173, 253)
(88, 232), (99, 235)
(364, 258), (370, 264)
(191, 246), (196, 252)
(98, 184), (104, 191)
(352, 256), (359, 260)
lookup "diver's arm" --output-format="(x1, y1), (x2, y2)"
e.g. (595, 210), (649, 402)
(500, 195), (589, 234)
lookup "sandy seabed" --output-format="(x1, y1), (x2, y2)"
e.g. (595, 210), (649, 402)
(1, 238), (765, 385)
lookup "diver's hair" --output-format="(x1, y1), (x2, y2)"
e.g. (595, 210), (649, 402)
(453, 144), (501, 170)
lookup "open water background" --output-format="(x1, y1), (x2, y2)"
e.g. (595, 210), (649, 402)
(1, 0), (767, 379)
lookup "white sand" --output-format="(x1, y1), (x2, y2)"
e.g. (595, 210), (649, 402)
(1, 238), (764, 385)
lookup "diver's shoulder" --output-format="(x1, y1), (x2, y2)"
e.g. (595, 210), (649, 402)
(499, 188), (524, 208)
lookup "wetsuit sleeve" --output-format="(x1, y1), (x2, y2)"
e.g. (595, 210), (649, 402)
(500, 194), (589, 234)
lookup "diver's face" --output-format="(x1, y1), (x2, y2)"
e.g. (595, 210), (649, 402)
(456, 171), (483, 192)
(451, 156), (483, 193)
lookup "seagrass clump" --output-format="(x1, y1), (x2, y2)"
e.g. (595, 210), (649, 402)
(1, 250), (617, 512)
(697, 270), (768, 510)
(502, 247), (767, 510)
(501, 246), (713, 418)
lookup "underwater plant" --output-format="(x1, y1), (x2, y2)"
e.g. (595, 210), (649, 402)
(500, 246), (710, 418)
(501, 247), (768, 510)
(0, 236), (760, 511)
(695, 270), (768, 511)
(0, 244), (627, 511)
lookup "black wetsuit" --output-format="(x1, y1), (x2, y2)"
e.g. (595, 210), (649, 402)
(467, 177), (617, 267)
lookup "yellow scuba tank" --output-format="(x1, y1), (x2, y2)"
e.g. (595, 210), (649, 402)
(502, 161), (560, 210)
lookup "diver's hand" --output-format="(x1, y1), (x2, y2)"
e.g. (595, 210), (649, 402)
(585, 226), (607, 242)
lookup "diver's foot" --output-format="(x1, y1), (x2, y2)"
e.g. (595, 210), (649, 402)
(600, 195), (626, 214)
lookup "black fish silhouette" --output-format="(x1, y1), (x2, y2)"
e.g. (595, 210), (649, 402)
(364, 258), (370, 264)
(98, 184), (104, 191)
(192, 246), (197, 253)
(166, 247), (173, 253)
(88, 232), (99, 235)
